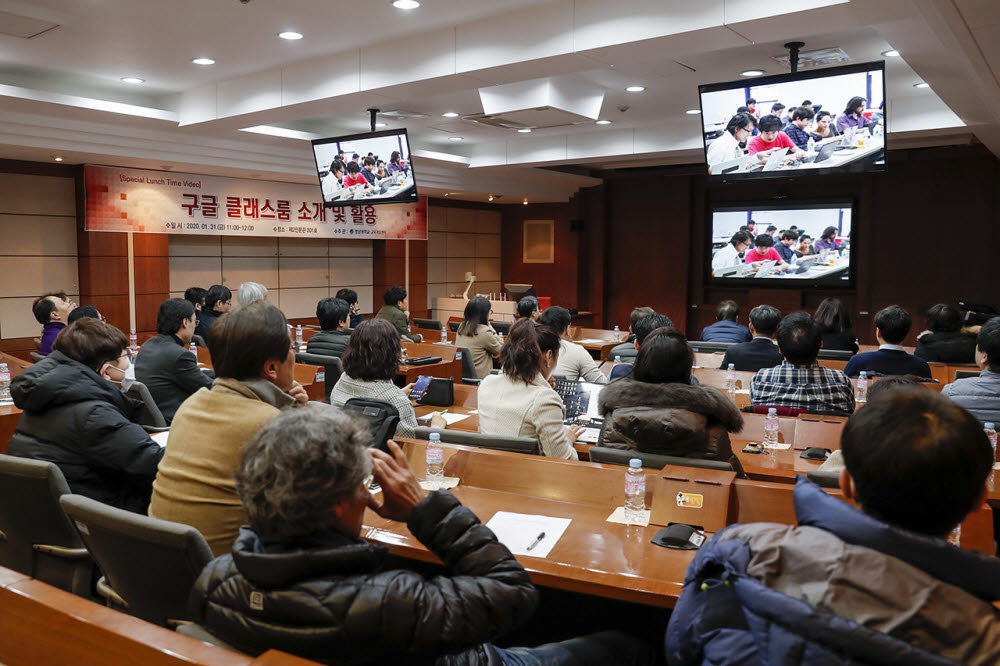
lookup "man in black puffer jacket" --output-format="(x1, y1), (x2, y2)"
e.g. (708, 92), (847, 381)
(190, 404), (652, 666)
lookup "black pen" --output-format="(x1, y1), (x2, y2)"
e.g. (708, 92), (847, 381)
(526, 532), (546, 551)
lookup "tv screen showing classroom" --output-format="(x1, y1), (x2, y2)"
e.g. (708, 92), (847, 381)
(312, 128), (419, 207)
(699, 61), (885, 179)
(709, 202), (854, 287)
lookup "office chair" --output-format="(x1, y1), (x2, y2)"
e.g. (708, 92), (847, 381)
(414, 427), (540, 455)
(588, 446), (735, 471)
(295, 352), (344, 402)
(124, 381), (167, 428)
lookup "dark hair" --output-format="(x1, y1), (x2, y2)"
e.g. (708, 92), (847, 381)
(801, 100), (812, 106)
(776, 312), (822, 365)
(725, 112), (756, 136)
(814, 298), (851, 334)
(790, 106), (814, 121)
(316, 298), (350, 331)
(68, 305), (101, 324)
(816, 110), (832, 121)
(780, 229), (799, 241)
(978, 317), (1000, 370)
(341, 319), (400, 381)
(539, 306), (572, 335)
(924, 303), (963, 333)
(346, 161), (361, 175)
(736, 106), (750, 114)
(753, 233), (774, 248)
(766, 225), (778, 232)
(390, 150), (401, 164)
(844, 96), (866, 115)
(758, 114), (783, 132)
(634, 313), (674, 346)
(205, 284), (232, 312)
(629, 307), (656, 330)
(874, 305), (911, 344)
(747, 220), (756, 228)
(32, 292), (67, 325)
(770, 103), (785, 112)
(789, 225), (798, 230)
(352, 153), (360, 160)
(329, 159), (346, 175)
(632, 328), (692, 384)
(866, 375), (921, 401)
(716, 300), (739, 322)
(746, 98), (756, 105)
(820, 226), (838, 241)
(749, 305), (782, 337)
(363, 156), (375, 167)
(383, 286), (407, 306)
(730, 230), (752, 247)
(842, 389), (991, 536)
(500, 319), (561, 384)
(156, 298), (195, 335)
(208, 303), (291, 380)
(184, 287), (206, 309)
(458, 296), (491, 336)
(800, 234), (812, 242)
(53, 318), (128, 373)
(335, 288), (358, 305)
(517, 295), (539, 319)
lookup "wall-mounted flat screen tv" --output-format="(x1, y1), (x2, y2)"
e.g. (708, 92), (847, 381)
(699, 61), (885, 179)
(312, 128), (418, 207)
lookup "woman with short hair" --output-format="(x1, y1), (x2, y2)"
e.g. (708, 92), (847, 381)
(455, 296), (502, 379)
(915, 303), (978, 363)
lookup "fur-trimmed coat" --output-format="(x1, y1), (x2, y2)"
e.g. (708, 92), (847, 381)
(597, 377), (745, 476)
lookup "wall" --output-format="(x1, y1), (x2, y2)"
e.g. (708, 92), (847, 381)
(426, 204), (502, 311)
(499, 202), (578, 309)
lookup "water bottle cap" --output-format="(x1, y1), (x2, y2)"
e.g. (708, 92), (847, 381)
(859, 371), (866, 378)
(629, 458), (642, 468)
(987, 423), (996, 430)
(615, 356), (621, 362)
(429, 433), (441, 441)
(728, 363), (735, 369)
(767, 407), (777, 415)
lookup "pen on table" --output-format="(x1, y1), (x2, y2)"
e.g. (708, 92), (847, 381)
(526, 532), (546, 551)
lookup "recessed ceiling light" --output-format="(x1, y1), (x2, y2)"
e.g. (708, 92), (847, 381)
(882, 49), (900, 58)
(517, 128), (532, 133)
(52, 156), (64, 162)
(192, 58), (215, 66)
(625, 85), (645, 92)
(278, 31), (303, 40)
(448, 136), (463, 141)
(392, 0), (421, 8)
(740, 69), (765, 77)
(441, 111), (459, 118)
(685, 109), (701, 115)
(121, 77), (145, 84)
(595, 119), (612, 125)
(913, 82), (930, 88)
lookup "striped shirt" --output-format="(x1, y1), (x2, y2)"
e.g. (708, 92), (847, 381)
(750, 361), (855, 414)
(329, 374), (417, 439)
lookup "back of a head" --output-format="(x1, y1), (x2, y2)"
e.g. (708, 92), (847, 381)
(207, 303), (290, 380)
(459, 296), (491, 336)
(335, 288), (358, 306)
(68, 305), (101, 324)
(716, 300), (739, 322)
(842, 389), (991, 536)
(237, 403), (372, 541)
(341, 318), (400, 381)
(632, 328), (692, 384)
(501, 319), (560, 384)
(156, 298), (195, 336)
(925, 303), (963, 333)
(865, 375), (921, 401)
(383, 285), (406, 306)
(53, 318), (128, 373)
(749, 305), (781, 337)
(32, 292), (65, 325)
(316, 298), (350, 331)
(780, 230), (798, 242)
(977, 317), (1000, 371)
(517, 295), (539, 319)
(205, 284), (232, 312)
(539, 306), (572, 335)
(634, 313), (674, 346)
(814, 297), (850, 334)
(776, 312), (821, 365)
(236, 281), (268, 308)
(875, 305), (911, 344)
(184, 287), (206, 309)
(629, 307), (656, 330)
(754, 234), (774, 248)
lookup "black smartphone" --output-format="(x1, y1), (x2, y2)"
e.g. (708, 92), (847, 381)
(409, 375), (433, 402)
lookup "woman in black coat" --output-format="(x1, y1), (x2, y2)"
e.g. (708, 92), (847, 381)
(814, 298), (859, 354)
(915, 303), (978, 363)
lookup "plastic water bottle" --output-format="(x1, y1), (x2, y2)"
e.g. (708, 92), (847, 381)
(725, 363), (736, 400)
(807, 136), (816, 153)
(0, 363), (10, 401)
(613, 325), (622, 341)
(624, 458), (646, 524)
(614, 355), (622, 364)
(188, 342), (197, 356)
(129, 328), (138, 352)
(948, 525), (962, 547)
(856, 371), (868, 403)
(440, 326), (448, 343)
(425, 433), (444, 489)
(986, 423), (997, 462)
(295, 324), (303, 347)
(763, 408), (779, 447)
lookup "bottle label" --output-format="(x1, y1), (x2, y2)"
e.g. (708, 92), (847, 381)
(625, 479), (645, 495)
(0, 372), (8, 383)
(426, 448), (443, 465)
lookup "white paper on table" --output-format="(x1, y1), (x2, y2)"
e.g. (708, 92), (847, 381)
(606, 506), (651, 527)
(576, 427), (601, 443)
(485, 512), (572, 558)
(994, 462), (1000, 470)
(468, 409), (478, 414)
(574, 338), (607, 345)
(417, 413), (470, 425)
(585, 386), (604, 419)
(150, 431), (170, 448)
(762, 442), (791, 450)
(419, 476), (460, 491)
(0, 398), (14, 406)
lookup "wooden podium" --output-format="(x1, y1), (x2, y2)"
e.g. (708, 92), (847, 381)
(648, 465), (737, 531)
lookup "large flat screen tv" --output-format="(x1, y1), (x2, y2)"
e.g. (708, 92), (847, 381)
(709, 201), (854, 288)
(699, 61), (885, 179)
(312, 128), (418, 207)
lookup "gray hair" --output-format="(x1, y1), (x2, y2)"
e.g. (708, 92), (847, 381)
(237, 403), (372, 540)
(236, 281), (268, 307)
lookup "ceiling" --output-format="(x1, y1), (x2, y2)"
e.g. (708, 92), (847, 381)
(0, 0), (998, 202)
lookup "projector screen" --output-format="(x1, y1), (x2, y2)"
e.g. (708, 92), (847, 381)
(709, 201), (854, 287)
(312, 128), (419, 207)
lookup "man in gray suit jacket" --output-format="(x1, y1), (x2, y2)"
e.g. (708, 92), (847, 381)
(135, 298), (214, 423)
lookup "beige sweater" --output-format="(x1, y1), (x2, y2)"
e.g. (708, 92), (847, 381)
(455, 324), (503, 379)
(477, 372), (578, 460)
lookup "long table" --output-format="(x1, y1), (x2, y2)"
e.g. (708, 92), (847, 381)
(0, 352), (32, 453)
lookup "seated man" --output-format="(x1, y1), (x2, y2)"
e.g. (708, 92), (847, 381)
(609, 313), (674, 381)
(134, 298), (214, 424)
(781, 106), (815, 151)
(719, 304), (784, 372)
(540, 306), (607, 384)
(184, 286), (206, 313)
(743, 234), (791, 273)
(750, 312), (854, 414)
(775, 229), (798, 263)
(307, 297), (351, 358)
(609, 306), (655, 362)
(32, 291), (75, 355)
(516, 295), (542, 324)
(747, 114), (805, 160)
(149, 303), (308, 555)
(943, 316), (1000, 423)
(194, 284), (232, 340)
(844, 305), (932, 378)
(375, 285), (421, 343)
(701, 300), (752, 343)
(68, 305), (103, 323)
(191, 406), (652, 666)
(667, 389), (1000, 664)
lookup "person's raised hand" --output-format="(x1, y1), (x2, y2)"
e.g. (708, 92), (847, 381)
(287, 380), (309, 406)
(367, 441), (425, 522)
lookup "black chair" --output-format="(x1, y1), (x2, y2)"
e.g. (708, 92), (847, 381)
(687, 341), (734, 353)
(588, 446), (734, 471)
(414, 427), (540, 455)
(295, 352), (344, 402)
(490, 321), (512, 335)
(448, 321), (460, 332)
(342, 398), (399, 451)
(413, 318), (443, 330)
(817, 349), (854, 360)
(59, 494), (213, 627)
(954, 369), (981, 382)
(124, 381), (167, 428)
(456, 347), (481, 386)
(0, 454), (96, 597)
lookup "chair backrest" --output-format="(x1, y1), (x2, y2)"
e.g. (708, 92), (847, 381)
(457, 347), (479, 381)
(342, 398), (399, 451)
(490, 321), (512, 335)
(59, 494), (213, 627)
(587, 446), (735, 471)
(414, 426), (540, 455)
(124, 381), (168, 428)
(688, 341), (734, 353)
(448, 321), (460, 332)
(29, 351), (44, 363)
(954, 369), (981, 382)
(0, 454), (93, 594)
(413, 318), (442, 330)
(816, 348), (854, 360)
(805, 469), (842, 489)
(295, 352), (344, 402)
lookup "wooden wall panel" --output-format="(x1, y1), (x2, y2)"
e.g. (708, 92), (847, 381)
(499, 203), (578, 309)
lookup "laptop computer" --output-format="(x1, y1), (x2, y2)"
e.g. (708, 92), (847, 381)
(793, 256), (820, 274)
(710, 155), (751, 176)
(753, 260), (777, 278)
(761, 148), (789, 172)
(802, 141), (840, 164)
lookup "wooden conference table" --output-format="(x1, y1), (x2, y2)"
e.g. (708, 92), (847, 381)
(0, 352), (30, 454)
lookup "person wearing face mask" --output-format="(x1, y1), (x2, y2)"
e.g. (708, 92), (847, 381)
(8, 318), (164, 513)
(31, 291), (76, 355)
(477, 320), (582, 460)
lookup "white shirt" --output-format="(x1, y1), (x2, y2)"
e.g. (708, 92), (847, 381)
(879, 344), (906, 352)
(322, 173), (343, 200)
(712, 242), (744, 270)
(706, 131), (743, 167)
(554, 339), (608, 384)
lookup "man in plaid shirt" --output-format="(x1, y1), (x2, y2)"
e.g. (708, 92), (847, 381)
(751, 312), (855, 414)
(782, 106), (816, 151)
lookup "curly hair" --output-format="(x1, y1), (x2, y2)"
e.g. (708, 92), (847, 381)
(341, 318), (400, 381)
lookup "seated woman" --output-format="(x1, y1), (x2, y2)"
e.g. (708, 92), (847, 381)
(814, 297), (858, 354)
(597, 327), (745, 476)
(478, 320), (582, 459)
(915, 303), (978, 363)
(454, 296), (503, 379)
(330, 318), (419, 439)
(9, 318), (164, 513)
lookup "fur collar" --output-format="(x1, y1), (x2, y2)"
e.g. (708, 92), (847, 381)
(598, 377), (743, 432)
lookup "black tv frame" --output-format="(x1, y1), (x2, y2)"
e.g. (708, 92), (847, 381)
(311, 127), (419, 208)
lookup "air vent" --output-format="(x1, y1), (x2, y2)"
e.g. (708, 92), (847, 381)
(0, 11), (59, 39)
(772, 47), (850, 70)
(377, 109), (429, 120)
(464, 107), (592, 131)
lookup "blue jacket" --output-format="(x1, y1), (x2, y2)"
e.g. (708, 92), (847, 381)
(943, 368), (1000, 424)
(700, 320), (752, 344)
(843, 348), (931, 378)
(666, 477), (1000, 665)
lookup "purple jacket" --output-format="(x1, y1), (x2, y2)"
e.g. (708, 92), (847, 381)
(39, 322), (65, 356)
(835, 112), (867, 134)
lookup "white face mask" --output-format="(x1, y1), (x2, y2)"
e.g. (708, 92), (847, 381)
(102, 358), (135, 389)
